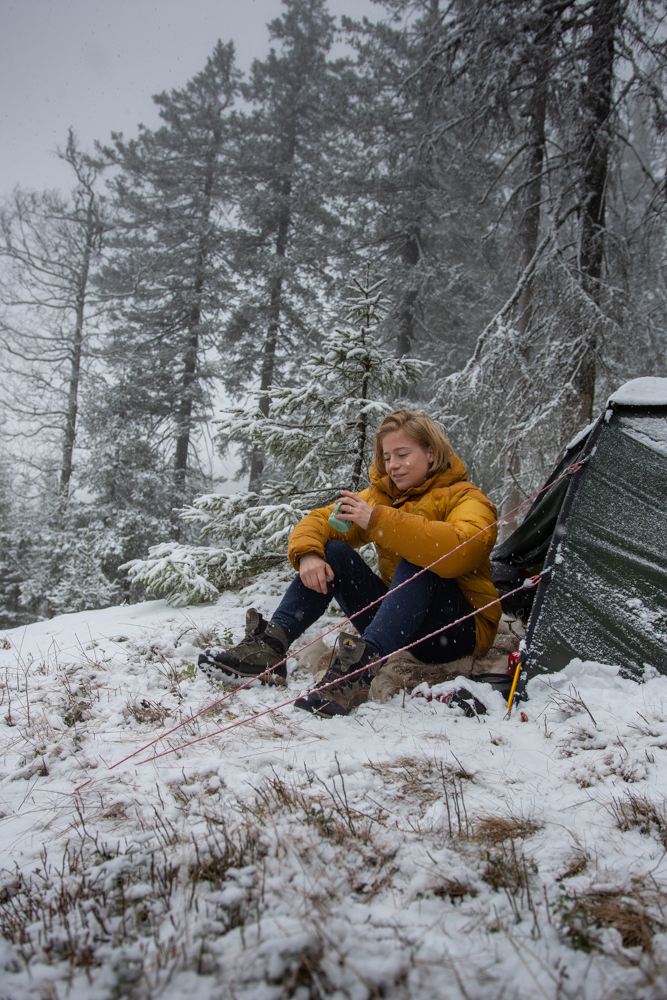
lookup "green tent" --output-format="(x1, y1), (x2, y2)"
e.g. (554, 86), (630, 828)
(491, 378), (667, 681)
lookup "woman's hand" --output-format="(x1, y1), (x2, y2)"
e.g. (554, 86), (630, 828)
(337, 490), (373, 531)
(299, 553), (334, 594)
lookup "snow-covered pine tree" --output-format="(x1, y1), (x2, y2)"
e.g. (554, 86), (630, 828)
(222, 0), (356, 492)
(429, 0), (667, 516)
(124, 273), (426, 604)
(43, 524), (121, 616)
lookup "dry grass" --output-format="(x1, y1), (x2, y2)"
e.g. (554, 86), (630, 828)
(246, 771), (399, 902)
(126, 697), (170, 725)
(556, 851), (589, 882)
(56, 670), (95, 728)
(365, 757), (481, 839)
(473, 814), (542, 914)
(269, 941), (332, 998)
(482, 841), (538, 894)
(0, 807), (264, 976)
(189, 822), (263, 888)
(365, 755), (442, 804)
(475, 815), (542, 845)
(253, 771), (379, 847)
(365, 754), (475, 829)
(432, 878), (478, 902)
(558, 725), (608, 757)
(548, 684), (598, 727)
(175, 618), (233, 650)
(608, 791), (667, 847)
(560, 884), (666, 953)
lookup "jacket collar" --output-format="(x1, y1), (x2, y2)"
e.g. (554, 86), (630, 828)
(369, 453), (468, 501)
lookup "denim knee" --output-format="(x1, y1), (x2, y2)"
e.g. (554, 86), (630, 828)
(324, 539), (353, 572)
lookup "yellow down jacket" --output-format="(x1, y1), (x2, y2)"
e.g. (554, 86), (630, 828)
(287, 454), (501, 654)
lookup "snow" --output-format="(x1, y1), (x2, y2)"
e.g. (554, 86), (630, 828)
(2, 572), (667, 998)
(608, 376), (667, 407)
(618, 413), (667, 458)
(564, 419), (597, 453)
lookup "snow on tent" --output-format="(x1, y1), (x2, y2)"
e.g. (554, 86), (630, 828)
(491, 377), (667, 684)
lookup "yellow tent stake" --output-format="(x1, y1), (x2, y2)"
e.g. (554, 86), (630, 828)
(506, 659), (522, 713)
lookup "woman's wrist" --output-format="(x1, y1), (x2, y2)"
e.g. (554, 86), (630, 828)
(298, 552), (323, 567)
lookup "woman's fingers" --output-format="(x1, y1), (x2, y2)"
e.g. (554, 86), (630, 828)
(337, 491), (372, 530)
(300, 558), (334, 594)
(338, 490), (359, 516)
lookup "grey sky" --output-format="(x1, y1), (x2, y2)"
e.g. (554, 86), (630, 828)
(1, 0), (380, 197)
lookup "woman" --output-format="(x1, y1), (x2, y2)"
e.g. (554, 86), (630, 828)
(198, 410), (500, 717)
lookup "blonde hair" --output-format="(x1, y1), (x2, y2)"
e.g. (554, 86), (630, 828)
(374, 410), (453, 478)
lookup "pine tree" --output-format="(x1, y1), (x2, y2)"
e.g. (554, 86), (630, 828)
(95, 41), (240, 510)
(124, 273), (425, 604)
(221, 0), (355, 490)
(0, 460), (34, 629)
(343, 0), (514, 371)
(429, 0), (667, 509)
(44, 525), (121, 616)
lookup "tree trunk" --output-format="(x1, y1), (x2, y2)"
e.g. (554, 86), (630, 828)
(395, 0), (439, 359)
(396, 230), (421, 358)
(173, 297), (201, 490)
(59, 192), (97, 500)
(515, 73), (548, 337)
(574, 0), (620, 426)
(174, 140), (219, 490)
(351, 349), (371, 491)
(498, 13), (550, 543)
(248, 134), (296, 494)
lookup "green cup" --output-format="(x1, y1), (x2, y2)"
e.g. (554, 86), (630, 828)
(328, 501), (352, 533)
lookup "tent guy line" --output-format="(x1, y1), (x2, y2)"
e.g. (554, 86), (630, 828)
(132, 573), (545, 766)
(73, 571), (543, 791)
(101, 460), (584, 776)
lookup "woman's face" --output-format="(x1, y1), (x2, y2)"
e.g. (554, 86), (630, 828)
(382, 429), (434, 491)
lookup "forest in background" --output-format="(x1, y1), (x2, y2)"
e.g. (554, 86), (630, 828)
(1, 0), (666, 625)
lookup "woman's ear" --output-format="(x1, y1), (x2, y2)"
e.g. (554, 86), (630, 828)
(427, 445), (435, 467)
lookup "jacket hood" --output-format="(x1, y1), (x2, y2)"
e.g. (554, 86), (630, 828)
(369, 453), (468, 500)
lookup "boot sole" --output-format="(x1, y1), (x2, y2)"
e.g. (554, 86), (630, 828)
(198, 658), (238, 684)
(198, 652), (286, 686)
(294, 689), (370, 717)
(294, 695), (347, 716)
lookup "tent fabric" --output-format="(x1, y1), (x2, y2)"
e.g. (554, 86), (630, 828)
(491, 432), (592, 574)
(491, 389), (667, 681)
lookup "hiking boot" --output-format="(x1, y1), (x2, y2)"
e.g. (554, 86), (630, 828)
(294, 633), (380, 717)
(198, 609), (289, 686)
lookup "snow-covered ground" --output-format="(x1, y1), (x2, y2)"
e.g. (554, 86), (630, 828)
(1, 568), (667, 999)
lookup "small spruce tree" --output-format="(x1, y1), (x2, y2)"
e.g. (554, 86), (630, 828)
(125, 273), (426, 604)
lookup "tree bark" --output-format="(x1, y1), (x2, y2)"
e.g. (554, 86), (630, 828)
(59, 190), (99, 501)
(351, 348), (371, 491)
(396, 230), (421, 358)
(574, 0), (621, 426)
(248, 132), (297, 493)
(174, 138), (220, 489)
(395, 0), (439, 359)
(498, 9), (550, 543)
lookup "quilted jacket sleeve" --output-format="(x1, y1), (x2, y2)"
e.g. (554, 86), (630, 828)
(287, 489), (373, 569)
(364, 490), (497, 578)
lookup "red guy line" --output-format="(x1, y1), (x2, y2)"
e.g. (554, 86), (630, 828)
(131, 574), (542, 767)
(106, 463), (579, 772)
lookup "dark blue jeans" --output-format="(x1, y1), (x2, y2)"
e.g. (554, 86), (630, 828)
(272, 540), (477, 662)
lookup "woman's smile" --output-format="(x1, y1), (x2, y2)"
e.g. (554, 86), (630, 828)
(382, 429), (434, 490)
